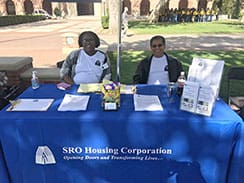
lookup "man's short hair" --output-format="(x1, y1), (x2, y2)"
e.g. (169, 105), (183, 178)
(150, 35), (166, 46)
(78, 31), (100, 48)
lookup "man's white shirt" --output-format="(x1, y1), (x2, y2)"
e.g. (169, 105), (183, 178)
(147, 55), (169, 84)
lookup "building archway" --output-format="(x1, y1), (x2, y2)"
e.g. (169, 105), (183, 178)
(24, 0), (34, 14)
(140, 0), (150, 16)
(198, 0), (207, 10)
(6, 0), (16, 15)
(179, 0), (188, 9)
(42, 0), (52, 15)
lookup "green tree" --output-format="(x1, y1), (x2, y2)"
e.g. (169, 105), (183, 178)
(216, 0), (241, 19)
(215, 0), (223, 12)
(222, 0), (235, 18)
(232, 0), (241, 18)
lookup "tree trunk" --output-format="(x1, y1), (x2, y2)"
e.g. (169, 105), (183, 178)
(109, 0), (120, 34)
(148, 0), (167, 23)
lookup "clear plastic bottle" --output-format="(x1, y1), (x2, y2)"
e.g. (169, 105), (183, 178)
(177, 71), (186, 96)
(31, 71), (40, 89)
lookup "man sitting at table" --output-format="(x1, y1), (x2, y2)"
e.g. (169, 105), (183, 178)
(133, 35), (183, 84)
(60, 31), (111, 84)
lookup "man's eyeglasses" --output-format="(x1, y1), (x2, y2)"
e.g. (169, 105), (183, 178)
(152, 44), (163, 48)
(83, 38), (95, 42)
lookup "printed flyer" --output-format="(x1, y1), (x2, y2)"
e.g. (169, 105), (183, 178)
(180, 58), (224, 116)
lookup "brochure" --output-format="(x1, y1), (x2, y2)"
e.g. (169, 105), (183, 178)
(180, 58), (224, 116)
(180, 81), (199, 113)
(195, 86), (215, 116)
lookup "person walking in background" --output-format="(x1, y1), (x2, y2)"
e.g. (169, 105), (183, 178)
(60, 31), (111, 84)
(122, 7), (129, 37)
(133, 35), (183, 84)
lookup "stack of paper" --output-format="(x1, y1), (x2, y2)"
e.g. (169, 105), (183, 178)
(7, 99), (54, 111)
(58, 94), (90, 111)
(133, 94), (163, 111)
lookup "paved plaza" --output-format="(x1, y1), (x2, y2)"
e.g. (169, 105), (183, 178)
(0, 16), (243, 68)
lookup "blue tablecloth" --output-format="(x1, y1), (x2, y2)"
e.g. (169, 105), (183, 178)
(0, 84), (243, 183)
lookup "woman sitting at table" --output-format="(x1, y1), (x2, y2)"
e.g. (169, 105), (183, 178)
(60, 31), (111, 84)
(133, 35), (183, 84)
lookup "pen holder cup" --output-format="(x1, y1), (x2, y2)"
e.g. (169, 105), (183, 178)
(167, 82), (178, 103)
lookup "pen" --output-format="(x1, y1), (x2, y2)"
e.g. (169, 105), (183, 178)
(8, 100), (20, 111)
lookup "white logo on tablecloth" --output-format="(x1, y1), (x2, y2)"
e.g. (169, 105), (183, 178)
(35, 146), (56, 165)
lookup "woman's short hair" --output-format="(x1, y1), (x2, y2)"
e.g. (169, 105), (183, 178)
(78, 31), (100, 48)
(150, 35), (166, 46)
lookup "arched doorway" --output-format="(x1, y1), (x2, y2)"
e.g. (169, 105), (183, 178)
(6, 0), (16, 15)
(42, 0), (52, 15)
(198, 0), (207, 10)
(24, 0), (34, 14)
(77, 2), (94, 15)
(140, 0), (150, 16)
(179, 0), (188, 9)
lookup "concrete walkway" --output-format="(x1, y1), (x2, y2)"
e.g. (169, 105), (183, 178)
(0, 16), (243, 67)
(103, 33), (244, 51)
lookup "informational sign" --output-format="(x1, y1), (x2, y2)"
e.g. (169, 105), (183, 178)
(187, 57), (224, 99)
(180, 58), (225, 116)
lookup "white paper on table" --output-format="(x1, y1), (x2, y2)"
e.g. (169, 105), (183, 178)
(133, 94), (163, 111)
(180, 81), (200, 113)
(58, 94), (90, 111)
(7, 99), (54, 111)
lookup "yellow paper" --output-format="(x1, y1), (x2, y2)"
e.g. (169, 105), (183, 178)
(77, 83), (102, 93)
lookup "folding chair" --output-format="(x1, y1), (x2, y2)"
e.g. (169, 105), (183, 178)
(227, 66), (244, 119)
(56, 60), (64, 68)
(0, 97), (9, 110)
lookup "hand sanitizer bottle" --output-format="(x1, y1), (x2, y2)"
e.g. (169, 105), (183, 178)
(31, 71), (40, 89)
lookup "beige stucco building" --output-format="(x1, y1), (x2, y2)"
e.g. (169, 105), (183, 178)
(0, 0), (214, 17)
